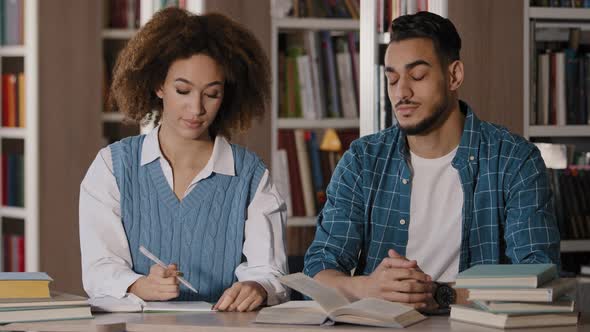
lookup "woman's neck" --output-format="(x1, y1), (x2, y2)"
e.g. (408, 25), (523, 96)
(158, 124), (214, 169)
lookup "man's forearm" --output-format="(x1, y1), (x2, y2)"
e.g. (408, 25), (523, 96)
(314, 269), (367, 300)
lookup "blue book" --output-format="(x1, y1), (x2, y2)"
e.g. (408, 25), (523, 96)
(0, 272), (52, 281)
(455, 264), (557, 289)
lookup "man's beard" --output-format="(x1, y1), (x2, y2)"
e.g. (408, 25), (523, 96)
(398, 92), (452, 136)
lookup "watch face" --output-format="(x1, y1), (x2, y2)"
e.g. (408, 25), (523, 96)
(435, 285), (456, 309)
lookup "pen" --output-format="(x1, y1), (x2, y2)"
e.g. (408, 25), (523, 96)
(139, 245), (198, 294)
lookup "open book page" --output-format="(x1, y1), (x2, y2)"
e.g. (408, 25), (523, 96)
(142, 301), (213, 312)
(279, 273), (350, 313)
(89, 293), (144, 313)
(256, 301), (330, 325)
(330, 298), (426, 327)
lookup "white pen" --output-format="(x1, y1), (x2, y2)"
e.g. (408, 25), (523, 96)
(139, 245), (198, 294)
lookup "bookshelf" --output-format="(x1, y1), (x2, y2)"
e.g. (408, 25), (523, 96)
(100, 0), (204, 143)
(523, 0), (590, 258)
(358, 1), (447, 136)
(0, 0), (39, 272)
(270, 15), (360, 230)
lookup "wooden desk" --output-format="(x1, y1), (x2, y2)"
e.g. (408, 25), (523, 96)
(1, 312), (588, 332)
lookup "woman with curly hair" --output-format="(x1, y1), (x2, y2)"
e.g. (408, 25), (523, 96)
(79, 7), (287, 312)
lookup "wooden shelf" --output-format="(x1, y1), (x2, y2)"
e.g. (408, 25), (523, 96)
(0, 45), (26, 57)
(529, 7), (590, 20)
(561, 239), (590, 253)
(0, 206), (26, 220)
(274, 17), (359, 30)
(288, 216), (317, 227)
(102, 29), (137, 39)
(102, 112), (125, 122)
(528, 125), (590, 137)
(0, 127), (26, 139)
(277, 118), (359, 129)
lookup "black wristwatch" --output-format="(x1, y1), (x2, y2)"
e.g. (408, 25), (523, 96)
(433, 282), (456, 309)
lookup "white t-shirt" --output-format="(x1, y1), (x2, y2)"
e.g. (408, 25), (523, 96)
(405, 147), (463, 282)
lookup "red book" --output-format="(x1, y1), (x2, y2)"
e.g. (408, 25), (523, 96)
(278, 130), (305, 217)
(3, 234), (11, 272)
(17, 235), (25, 272)
(2, 74), (10, 126)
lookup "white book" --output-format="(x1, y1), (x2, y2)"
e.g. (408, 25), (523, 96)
(336, 52), (357, 119)
(304, 31), (326, 119)
(450, 305), (578, 329)
(297, 55), (316, 120)
(294, 130), (316, 217)
(555, 52), (566, 126)
(256, 273), (426, 328)
(538, 53), (550, 125)
(273, 149), (292, 217)
(467, 278), (577, 303)
(89, 293), (213, 313)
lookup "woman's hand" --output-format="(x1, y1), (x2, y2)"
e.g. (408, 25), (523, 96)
(213, 281), (267, 312)
(128, 264), (180, 301)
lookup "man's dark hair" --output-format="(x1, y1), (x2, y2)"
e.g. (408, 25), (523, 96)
(390, 11), (461, 67)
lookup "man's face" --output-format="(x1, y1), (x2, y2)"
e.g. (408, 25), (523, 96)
(384, 38), (452, 135)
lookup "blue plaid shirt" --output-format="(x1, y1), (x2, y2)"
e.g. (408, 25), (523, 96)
(304, 101), (560, 278)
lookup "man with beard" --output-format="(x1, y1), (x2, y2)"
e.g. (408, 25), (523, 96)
(303, 12), (559, 312)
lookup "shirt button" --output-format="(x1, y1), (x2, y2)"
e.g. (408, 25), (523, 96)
(469, 155), (475, 161)
(402, 179), (408, 184)
(400, 219), (406, 225)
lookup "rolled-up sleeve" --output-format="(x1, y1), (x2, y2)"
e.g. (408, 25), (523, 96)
(504, 145), (561, 265)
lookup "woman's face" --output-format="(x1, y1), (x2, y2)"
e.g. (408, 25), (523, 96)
(157, 54), (225, 140)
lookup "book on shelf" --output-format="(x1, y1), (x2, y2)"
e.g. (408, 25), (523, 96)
(379, 0), (431, 34)
(450, 304), (578, 329)
(256, 272), (426, 328)
(0, 272), (52, 299)
(455, 264), (558, 289)
(532, 29), (589, 125)
(531, 0), (590, 7)
(105, 0), (140, 29)
(278, 29), (359, 121)
(1, 0), (24, 46)
(1, 72), (25, 128)
(2, 232), (24, 272)
(277, 128), (359, 218)
(283, 0), (359, 18)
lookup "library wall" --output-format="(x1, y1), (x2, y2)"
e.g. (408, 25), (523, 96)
(448, 0), (524, 135)
(38, 0), (103, 295)
(206, 0), (273, 166)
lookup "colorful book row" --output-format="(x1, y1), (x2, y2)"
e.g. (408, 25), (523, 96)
(0, 0), (24, 46)
(1, 73), (25, 128)
(279, 31), (359, 120)
(2, 233), (24, 272)
(288, 0), (359, 19)
(276, 129), (358, 217)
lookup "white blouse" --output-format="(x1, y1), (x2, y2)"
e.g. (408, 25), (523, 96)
(79, 126), (288, 305)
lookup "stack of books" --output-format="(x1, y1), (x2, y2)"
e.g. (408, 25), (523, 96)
(451, 264), (579, 329)
(0, 272), (91, 323)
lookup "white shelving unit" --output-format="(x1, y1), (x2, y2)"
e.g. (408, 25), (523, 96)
(523, 1), (590, 254)
(359, 0), (447, 136)
(0, 0), (40, 272)
(270, 16), (360, 227)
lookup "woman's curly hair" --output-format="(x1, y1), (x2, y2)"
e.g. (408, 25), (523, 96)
(108, 8), (270, 139)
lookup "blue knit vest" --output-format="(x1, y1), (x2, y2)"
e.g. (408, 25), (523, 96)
(110, 135), (265, 302)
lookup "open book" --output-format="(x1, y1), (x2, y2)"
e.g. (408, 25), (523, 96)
(256, 273), (426, 328)
(89, 293), (213, 313)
